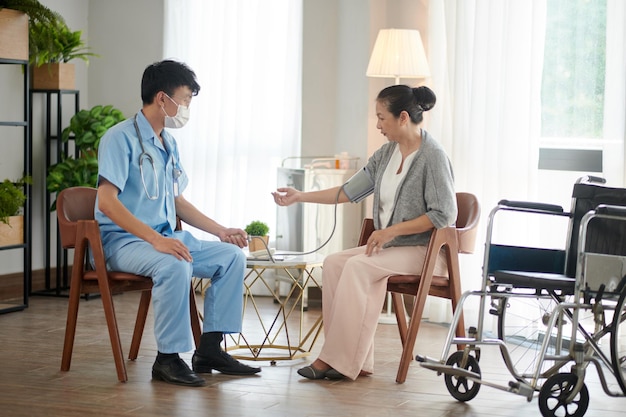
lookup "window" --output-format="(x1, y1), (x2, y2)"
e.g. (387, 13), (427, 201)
(541, 0), (607, 139)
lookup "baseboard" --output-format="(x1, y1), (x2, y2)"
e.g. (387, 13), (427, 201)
(0, 267), (69, 300)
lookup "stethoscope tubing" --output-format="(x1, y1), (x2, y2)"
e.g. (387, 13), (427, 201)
(134, 114), (160, 200)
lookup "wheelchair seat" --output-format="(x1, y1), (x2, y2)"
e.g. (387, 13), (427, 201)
(493, 271), (575, 293)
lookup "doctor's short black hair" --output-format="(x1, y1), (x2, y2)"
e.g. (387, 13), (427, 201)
(141, 59), (201, 104)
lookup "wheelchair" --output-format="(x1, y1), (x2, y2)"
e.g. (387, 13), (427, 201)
(418, 176), (626, 417)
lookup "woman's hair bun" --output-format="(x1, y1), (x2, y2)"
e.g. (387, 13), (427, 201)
(412, 86), (436, 112)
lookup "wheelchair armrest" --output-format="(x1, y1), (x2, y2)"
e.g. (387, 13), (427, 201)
(498, 199), (564, 213)
(595, 204), (626, 218)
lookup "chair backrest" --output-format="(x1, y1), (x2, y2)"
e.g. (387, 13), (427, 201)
(358, 192), (480, 253)
(455, 192), (480, 254)
(57, 186), (98, 249)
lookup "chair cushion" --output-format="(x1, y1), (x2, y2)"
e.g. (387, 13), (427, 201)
(387, 274), (450, 287)
(83, 271), (152, 281)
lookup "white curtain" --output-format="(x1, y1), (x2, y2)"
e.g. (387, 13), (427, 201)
(163, 0), (302, 239)
(604, 0), (626, 185)
(425, 0), (547, 323)
(425, 0), (626, 326)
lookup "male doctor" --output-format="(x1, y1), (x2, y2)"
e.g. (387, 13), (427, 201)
(96, 60), (260, 386)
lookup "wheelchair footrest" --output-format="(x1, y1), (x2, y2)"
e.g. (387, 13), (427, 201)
(420, 360), (481, 380)
(418, 354), (535, 401)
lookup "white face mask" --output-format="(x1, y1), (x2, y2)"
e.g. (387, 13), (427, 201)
(162, 94), (190, 128)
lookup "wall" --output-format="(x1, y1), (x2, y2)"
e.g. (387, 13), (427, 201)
(87, 0), (164, 118)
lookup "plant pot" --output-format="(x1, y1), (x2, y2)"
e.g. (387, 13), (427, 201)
(32, 62), (76, 90)
(248, 235), (269, 252)
(0, 9), (28, 61)
(0, 215), (24, 246)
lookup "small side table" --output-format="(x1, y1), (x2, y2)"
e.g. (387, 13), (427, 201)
(225, 253), (325, 362)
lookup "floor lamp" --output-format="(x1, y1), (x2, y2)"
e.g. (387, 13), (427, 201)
(366, 28), (431, 324)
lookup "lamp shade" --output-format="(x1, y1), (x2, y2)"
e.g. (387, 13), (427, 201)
(366, 28), (431, 80)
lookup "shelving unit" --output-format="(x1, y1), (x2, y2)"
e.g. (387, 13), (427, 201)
(30, 89), (79, 297)
(0, 58), (32, 314)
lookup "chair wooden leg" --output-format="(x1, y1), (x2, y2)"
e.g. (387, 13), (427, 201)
(99, 287), (128, 382)
(395, 301), (426, 383)
(391, 293), (408, 345)
(60, 282), (82, 372)
(395, 277), (434, 384)
(129, 290), (152, 361)
(189, 287), (202, 348)
(447, 254), (466, 350)
(451, 288), (466, 351)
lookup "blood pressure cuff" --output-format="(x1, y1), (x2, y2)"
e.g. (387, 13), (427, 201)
(342, 167), (375, 203)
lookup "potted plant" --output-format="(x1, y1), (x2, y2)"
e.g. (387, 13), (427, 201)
(0, 175), (31, 246)
(245, 220), (270, 252)
(0, 0), (64, 61)
(61, 104), (125, 153)
(46, 104), (125, 210)
(29, 19), (99, 89)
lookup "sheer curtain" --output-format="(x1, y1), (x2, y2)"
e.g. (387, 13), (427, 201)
(425, 0), (626, 325)
(425, 1), (547, 322)
(163, 0), (302, 239)
(604, 0), (626, 185)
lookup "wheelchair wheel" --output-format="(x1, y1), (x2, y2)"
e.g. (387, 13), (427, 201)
(538, 373), (589, 417)
(610, 288), (626, 394)
(496, 294), (561, 379)
(444, 351), (481, 402)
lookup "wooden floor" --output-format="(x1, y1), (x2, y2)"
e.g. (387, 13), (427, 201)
(1, 292), (625, 417)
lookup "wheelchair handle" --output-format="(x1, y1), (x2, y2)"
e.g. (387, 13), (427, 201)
(577, 175), (606, 184)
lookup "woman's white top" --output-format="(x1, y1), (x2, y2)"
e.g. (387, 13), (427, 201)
(378, 145), (418, 227)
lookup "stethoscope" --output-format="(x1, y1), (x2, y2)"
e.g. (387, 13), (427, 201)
(133, 114), (182, 200)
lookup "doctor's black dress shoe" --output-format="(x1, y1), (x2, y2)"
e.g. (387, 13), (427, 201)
(152, 357), (206, 387)
(192, 350), (261, 375)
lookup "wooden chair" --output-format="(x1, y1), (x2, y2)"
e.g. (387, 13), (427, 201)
(358, 192), (480, 383)
(56, 186), (202, 382)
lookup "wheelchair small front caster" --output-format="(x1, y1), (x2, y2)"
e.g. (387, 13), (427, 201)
(444, 351), (481, 402)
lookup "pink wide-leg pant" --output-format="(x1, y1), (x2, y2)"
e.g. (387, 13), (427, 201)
(317, 244), (448, 380)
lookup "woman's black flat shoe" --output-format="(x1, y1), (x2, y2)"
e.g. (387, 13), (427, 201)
(324, 368), (345, 380)
(297, 365), (327, 380)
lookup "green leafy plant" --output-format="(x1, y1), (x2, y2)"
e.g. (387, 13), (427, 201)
(62, 104), (125, 153)
(46, 105), (125, 210)
(0, 0), (63, 26)
(244, 220), (269, 236)
(29, 19), (99, 67)
(0, 175), (32, 225)
(46, 152), (98, 194)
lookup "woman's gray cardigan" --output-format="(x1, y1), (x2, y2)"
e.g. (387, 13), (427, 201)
(360, 130), (457, 248)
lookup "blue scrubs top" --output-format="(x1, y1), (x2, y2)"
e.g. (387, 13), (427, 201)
(95, 111), (190, 256)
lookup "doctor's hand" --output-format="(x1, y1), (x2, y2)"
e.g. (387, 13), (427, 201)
(153, 235), (192, 262)
(220, 228), (248, 248)
(272, 187), (300, 207)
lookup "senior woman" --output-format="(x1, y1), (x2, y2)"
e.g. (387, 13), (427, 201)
(272, 85), (456, 380)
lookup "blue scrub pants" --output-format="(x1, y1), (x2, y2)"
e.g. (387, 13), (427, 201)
(105, 230), (246, 353)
